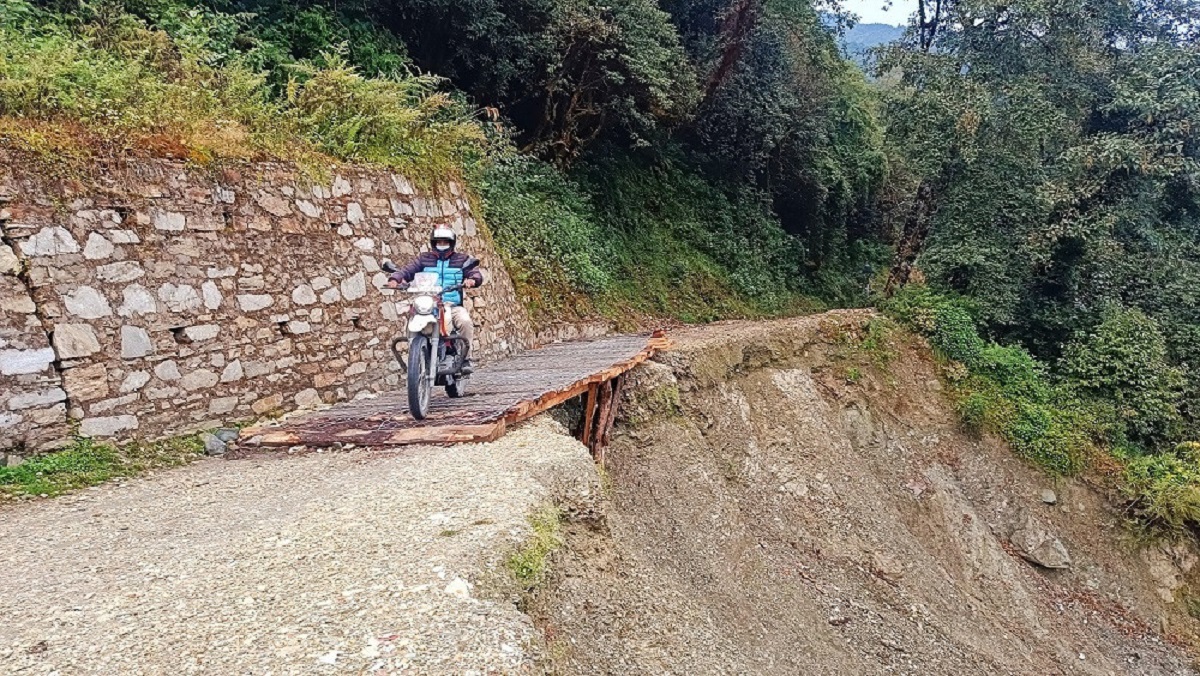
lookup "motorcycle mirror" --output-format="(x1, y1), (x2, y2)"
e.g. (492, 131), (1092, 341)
(380, 259), (398, 273)
(461, 256), (480, 273)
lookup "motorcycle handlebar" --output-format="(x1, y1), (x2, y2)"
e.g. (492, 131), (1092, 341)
(391, 282), (468, 294)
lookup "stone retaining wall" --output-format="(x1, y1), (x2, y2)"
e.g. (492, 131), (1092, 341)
(0, 157), (535, 456)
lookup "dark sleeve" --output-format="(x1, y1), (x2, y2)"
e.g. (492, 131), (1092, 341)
(455, 253), (484, 286)
(466, 267), (484, 286)
(390, 255), (426, 284)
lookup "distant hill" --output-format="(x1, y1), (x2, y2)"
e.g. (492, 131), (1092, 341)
(840, 22), (905, 69)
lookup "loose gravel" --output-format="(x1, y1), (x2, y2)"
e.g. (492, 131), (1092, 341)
(1, 416), (597, 675)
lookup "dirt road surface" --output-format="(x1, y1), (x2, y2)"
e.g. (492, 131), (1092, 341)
(1, 417), (595, 675)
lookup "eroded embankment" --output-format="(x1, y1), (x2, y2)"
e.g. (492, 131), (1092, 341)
(531, 310), (1200, 675)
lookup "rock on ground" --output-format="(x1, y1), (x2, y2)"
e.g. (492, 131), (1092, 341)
(1011, 514), (1073, 569)
(0, 417), (597, 675)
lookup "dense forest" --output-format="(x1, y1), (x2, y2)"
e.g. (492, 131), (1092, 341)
(2, 0), (1198, 525)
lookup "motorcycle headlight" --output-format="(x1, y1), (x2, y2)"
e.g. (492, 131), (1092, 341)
(413, 296), (436, 315)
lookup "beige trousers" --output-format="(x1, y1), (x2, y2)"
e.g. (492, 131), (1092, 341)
(449, 305), (474, 346)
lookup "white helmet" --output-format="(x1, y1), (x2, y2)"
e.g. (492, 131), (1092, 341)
(430, 226), (456, 251)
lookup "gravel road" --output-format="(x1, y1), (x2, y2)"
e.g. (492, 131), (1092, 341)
(1, 416), (597, 675)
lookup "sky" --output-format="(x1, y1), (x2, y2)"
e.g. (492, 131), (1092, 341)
(842, 0), (915, 26)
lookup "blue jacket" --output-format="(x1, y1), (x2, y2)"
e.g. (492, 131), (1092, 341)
(390, 250), (483, 306)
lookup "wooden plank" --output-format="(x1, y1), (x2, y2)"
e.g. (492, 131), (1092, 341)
(501, 339), (655, 430)
(251, 430), (302, 445)
(384, 422), (505, 445)
(504, 378), (596, 423)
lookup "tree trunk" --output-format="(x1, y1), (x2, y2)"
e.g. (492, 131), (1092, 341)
(918, 0), (946, 51)
(884, 179), (938, 296)
(701, 0), (763, 104)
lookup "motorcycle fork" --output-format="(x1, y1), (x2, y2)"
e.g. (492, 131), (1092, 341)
(427, 334), (438, 390)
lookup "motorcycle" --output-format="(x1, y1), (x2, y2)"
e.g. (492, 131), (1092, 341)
(380, 259), (479, 420)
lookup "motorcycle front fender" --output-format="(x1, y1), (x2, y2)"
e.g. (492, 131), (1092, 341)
(408, 314), (437, 335)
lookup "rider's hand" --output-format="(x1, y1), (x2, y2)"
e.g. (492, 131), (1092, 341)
(385, 279), (400, 289)
(465, 279), (478, 288)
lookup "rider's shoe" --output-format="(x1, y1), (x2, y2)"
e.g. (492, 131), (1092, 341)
(461, 359), (475, 375)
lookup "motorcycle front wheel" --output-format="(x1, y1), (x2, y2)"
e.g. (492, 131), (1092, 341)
(407, 333), (432, 419)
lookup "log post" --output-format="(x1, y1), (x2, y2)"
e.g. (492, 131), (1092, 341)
(600, 374), (625, 448)
(580, 382), (599, 448)
(592, 378), (614, 457)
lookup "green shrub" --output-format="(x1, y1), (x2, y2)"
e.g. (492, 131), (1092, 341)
(859, 318), (897, 366)
(974, 343), (1051, 403)
(1061, 307), (1185, 447)
(578, 153), (810, 320)
(1123, 449), (1200, 531)
(931, 303), (985, 365)
(958, 390), (991, 434)
(1179, 441), (1200, 463)
(887, 288), (1200, 531)
(285, 51), (484, 180)
(879, 285), (941, 329)
(480, 147), (824, 323)
(1005, 400), (1088, 476)
(883, 286), (986, 364)
(885, 286), (1091, 476)
(0, 1), (482, 179)
(473, 152), (613, 316)
(0, 2), (246, 135)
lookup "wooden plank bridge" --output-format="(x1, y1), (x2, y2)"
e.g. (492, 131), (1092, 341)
(241, 331), (670, 453)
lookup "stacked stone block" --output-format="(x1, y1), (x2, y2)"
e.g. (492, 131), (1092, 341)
(0, 216), (68, 452)
(0, 158), (534, 454)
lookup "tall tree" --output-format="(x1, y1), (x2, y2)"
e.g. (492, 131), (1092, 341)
(881, 0), (1200, 438)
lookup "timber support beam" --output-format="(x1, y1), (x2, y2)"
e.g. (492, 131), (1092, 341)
(576, 373), (627, 465)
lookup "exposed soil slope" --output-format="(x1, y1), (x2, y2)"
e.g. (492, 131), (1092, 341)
(533, 311), (1200, 675)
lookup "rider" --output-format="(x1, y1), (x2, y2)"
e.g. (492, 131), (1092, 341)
(386, 226), (484, 371)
